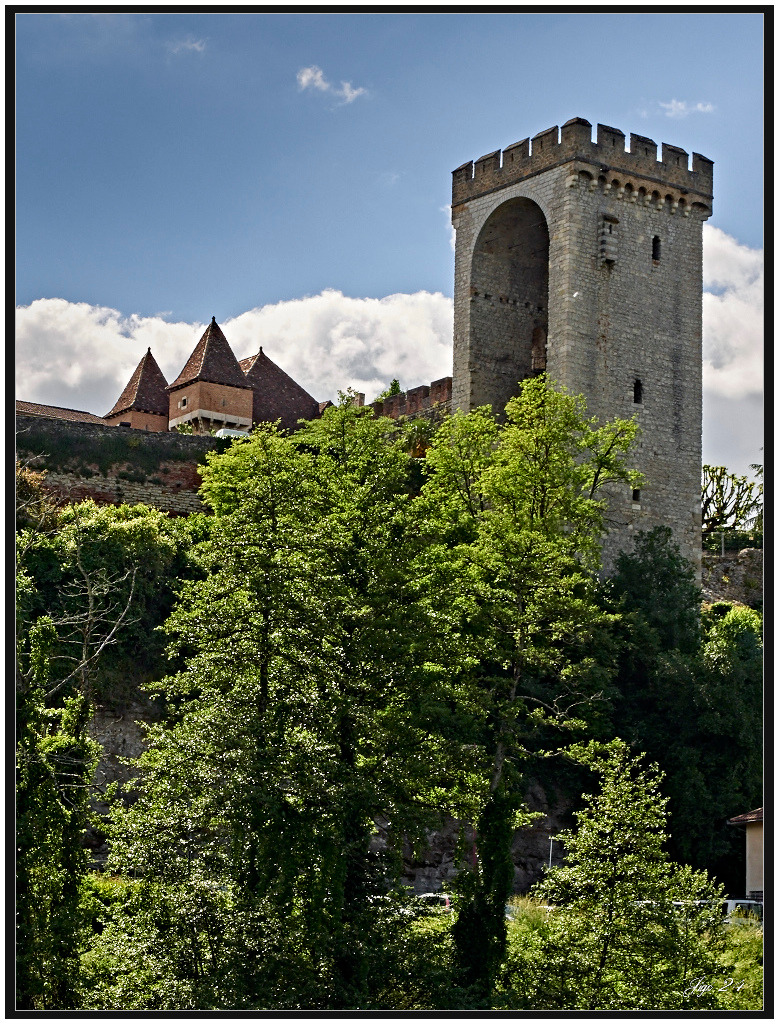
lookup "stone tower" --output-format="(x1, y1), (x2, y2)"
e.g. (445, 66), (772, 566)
(450, 117), (713, 567)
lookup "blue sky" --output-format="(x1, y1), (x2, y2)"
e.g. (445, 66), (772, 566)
(15, 11), (764, 476)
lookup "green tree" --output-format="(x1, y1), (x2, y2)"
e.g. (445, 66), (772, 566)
(688, 603), (763, 880)
(701, 465), (761, 541)
(18, 502), (197, 706)
(373, 378), (401, 402)
(608, 531), (762, 891)
(714, 917), (764, 1010)
(16, 611), (101, 1009)
(747, 462), (763, 537)
(610, 526), (701, 655)
(522, 740), (725, 1010)
(100, 405), (459, 1009)
(16, 460), (61, 537)
(416, 376), (640, 1003)
(16, 502), (199, 1008)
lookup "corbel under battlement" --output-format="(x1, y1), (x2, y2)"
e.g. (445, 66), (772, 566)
(452, 117), (714, 210)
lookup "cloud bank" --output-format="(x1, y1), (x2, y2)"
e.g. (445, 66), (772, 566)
(701, 224), (763, 400)
(15, 229), (761, 470)
(16, 291), (453, 416)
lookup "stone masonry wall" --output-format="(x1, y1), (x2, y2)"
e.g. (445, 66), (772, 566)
(370, 376), (453, 420)
(451, 119), (712, 571)
(16, 414), (229, 515)
(41, 464), (207, 515)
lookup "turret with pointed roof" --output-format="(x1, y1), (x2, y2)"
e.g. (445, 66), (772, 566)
(167, 318), (253, 433)
(104, 348), (170, 430)
(239, 347), (320, 430)
(168, 317), (252, 393)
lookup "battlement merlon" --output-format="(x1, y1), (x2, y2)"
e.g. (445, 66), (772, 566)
(452, 117), (713, 209)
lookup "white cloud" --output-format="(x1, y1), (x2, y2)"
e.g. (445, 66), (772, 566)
(168, 36), (206, 55)
(377, 171), (401, 188)
(15, 300), (203, 416)
(702, 225), (763, 400)
(15, 291), (453, 415)
(15, 230), (761, 474)
(296, 65), (367, 105)
(659, 99), (715, 118)
(223, 290), (452, 401)
(297, 66), (328, 92)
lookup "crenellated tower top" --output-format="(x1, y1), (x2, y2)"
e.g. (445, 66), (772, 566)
(452, 116), (713, 213)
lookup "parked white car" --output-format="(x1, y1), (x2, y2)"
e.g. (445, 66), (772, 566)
(415, 892), (452, 913)
(722, 899), (763, 925)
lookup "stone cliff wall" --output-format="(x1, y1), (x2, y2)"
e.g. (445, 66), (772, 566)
(85, 699), (163, 862)
(702, 548), (763, 608)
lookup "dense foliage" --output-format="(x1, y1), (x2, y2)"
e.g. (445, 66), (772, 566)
(607, 531), (763, 893)
(494, 744), (760, 1010)
(522, 741), (725, 1010)
(16, 379), (763, 1010)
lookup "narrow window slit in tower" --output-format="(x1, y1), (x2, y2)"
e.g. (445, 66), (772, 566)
(632, 489), (641, 504)
(652, 236), (661, 261)
(633, 379), (643, 404)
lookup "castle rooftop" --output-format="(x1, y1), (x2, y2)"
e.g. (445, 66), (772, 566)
(106, 347), (169, 418)
(239, 347), (320, 430)
(168, 317), (252, 392)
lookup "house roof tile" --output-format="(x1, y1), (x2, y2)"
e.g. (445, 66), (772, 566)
(239, 347), (320, 430)
(105, 348), (169, 418)
(728, 808), (763, 825)
(168, 318), (252, 392)
(16, 400), (107, 425)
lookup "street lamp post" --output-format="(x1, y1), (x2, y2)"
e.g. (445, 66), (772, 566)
(548, 836), (561, 870)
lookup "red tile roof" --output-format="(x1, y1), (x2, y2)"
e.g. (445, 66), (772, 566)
(105, 348), (169, 417)
(239, 347), (320, 430)
(728, 808), (763, 825)
(168, 318), (252, 392)
(16, 400), (107, 425)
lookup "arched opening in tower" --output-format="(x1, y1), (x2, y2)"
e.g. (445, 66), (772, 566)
(470, 197), (549, 416)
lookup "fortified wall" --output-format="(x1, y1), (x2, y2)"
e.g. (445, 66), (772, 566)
(17, 378), (453, 513)
(16, 415), (229, 516)
(369, 376), (452, 420)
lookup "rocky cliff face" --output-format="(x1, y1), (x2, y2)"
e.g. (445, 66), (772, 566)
(393, 780), (575, 894)
(86, 701), (574, 893)
(85, 699), (162, 862)
(702, 549), (763, 608)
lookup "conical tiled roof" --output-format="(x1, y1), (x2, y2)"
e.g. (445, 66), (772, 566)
(106, 348), (169, 418)
(239, 348), (320, 430)
(168, 317), (252, 392)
